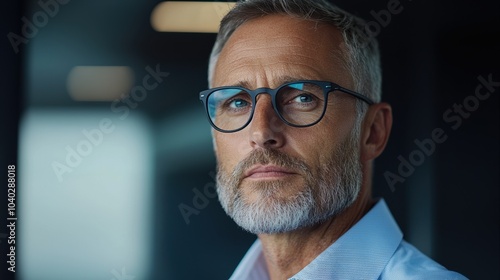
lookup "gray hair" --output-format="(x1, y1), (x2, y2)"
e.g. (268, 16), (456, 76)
(208, 0), (382, 120)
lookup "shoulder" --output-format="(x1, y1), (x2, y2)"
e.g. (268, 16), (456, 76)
(379, 240), (469, 280)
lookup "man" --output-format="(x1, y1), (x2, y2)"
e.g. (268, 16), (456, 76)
(199, 0), (468, 279)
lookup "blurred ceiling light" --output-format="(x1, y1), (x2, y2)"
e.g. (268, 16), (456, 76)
(67, 66), (134, 101)
(151, 1), (236, 33)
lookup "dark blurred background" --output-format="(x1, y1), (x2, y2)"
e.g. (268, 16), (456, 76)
(1, 0), (498, 279)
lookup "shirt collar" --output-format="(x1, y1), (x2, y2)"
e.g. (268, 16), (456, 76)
(229, 199), (403, 280)
(291, 199), (402, 279)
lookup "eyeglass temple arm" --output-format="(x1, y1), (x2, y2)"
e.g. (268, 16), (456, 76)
(335, 86), (375, 105)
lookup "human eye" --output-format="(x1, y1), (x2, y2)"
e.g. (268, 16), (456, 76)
(278, 83), (321, 109)
(220, 92), (252, 115)
(284, 90), (319, 111)
(292, 93), (316, 104)
(228, 98), (250, 109)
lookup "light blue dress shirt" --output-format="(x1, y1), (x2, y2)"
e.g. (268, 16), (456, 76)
(229, 199), (468, 280)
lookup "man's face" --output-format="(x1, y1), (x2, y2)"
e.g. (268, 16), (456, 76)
(212, 15), (363, 234)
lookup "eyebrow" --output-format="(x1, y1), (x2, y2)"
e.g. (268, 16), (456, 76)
(228, 75), (309, 89)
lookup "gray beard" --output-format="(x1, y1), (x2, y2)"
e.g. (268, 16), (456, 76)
(216, 129), (362, 234)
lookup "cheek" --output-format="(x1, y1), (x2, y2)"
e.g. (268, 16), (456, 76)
(214, 133), (247, 172)
(289, 113), (352, 167)
(285, 127), (334, 170)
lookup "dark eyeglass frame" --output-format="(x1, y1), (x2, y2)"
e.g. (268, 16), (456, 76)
(199, 80), (375, 133)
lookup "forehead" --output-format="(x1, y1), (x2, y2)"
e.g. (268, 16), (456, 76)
(213, 14), (352, 89)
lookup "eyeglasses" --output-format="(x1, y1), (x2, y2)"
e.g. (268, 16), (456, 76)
(199, 80), (375, 133)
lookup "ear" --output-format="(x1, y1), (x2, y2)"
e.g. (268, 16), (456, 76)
(360, 102), (392, 163)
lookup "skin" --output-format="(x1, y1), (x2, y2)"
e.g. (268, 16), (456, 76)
(212, 14), (392, 280)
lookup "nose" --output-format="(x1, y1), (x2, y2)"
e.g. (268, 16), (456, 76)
(248, 94), (286, 149)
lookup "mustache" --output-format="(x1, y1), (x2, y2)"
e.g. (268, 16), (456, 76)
(230, 149), (310, 183)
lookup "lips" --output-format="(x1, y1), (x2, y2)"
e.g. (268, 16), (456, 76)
(244, 165), (296, 179)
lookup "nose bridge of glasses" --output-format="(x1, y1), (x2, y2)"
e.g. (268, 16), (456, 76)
(248, 92), (287, 137)
(253, 89), (278, 115)
(251, 87), (273, 98)
(248, 89), (284, 128)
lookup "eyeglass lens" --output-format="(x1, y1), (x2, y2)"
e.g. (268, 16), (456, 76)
(206, 82), (326, 131)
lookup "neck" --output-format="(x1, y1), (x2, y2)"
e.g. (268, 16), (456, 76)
(257, 188), (374, 280)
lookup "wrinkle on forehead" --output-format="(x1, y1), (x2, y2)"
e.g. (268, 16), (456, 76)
(225, 62), (326, 88)
(212, 14), (352, 89)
